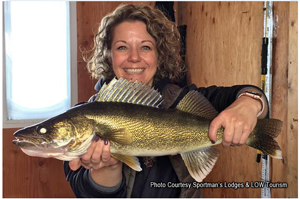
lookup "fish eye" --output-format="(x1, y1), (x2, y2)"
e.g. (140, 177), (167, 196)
(40, 128), (47, 134)
(37, 126), (47, 134)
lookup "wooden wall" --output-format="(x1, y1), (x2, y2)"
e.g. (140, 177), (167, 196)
(177, 1), (298, 198)
(3, 1), (297, 198)
(3, 129), (75, 197)
(271, 2), (298, 198)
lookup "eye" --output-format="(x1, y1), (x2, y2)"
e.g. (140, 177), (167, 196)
(142, 46), (151, 50)
(37, 126), (48, 134)
(40, 128), (47, 134)
(117, 46), (127, 50)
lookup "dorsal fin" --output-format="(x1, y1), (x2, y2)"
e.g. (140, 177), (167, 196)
(176, 90), (218, 120)
(95, 77), (163, 108)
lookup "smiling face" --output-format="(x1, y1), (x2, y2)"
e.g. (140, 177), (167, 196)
(110, 21), (158, 86)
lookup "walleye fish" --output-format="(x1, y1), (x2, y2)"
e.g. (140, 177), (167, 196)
(13, 77), (283, 182)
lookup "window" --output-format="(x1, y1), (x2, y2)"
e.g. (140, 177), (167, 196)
(3, 1), (77, 128)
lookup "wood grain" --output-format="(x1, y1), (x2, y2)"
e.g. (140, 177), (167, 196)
(177, 1), (297, 198)
(286, 2), (298, 197)
(3, 128), (75, 198)
(271, 2), (297, 198)
(178, 2), (264, 87)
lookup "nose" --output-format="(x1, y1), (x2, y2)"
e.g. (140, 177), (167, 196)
(128, 48), (141, 63)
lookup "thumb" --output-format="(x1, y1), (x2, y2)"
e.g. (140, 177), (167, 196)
(69, 158), (82, 171)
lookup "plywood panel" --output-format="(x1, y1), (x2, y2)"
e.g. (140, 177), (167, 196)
(3, 128), (75, 198)
(178, 1), (296, 198)
(286, 2), (298, 197)
(271, 1), (298, 198)
(178, 2), (264, 87)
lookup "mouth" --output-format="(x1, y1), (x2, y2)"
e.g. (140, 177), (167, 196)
(13, 137), (65, 158)
(124, 68), (145, 75)
(13, 138), (36, 148)
(13, 136), (48, 148)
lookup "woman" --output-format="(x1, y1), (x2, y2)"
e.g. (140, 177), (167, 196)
(64, 4), (268, 197)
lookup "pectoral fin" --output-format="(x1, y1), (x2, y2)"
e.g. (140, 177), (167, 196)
(94, 128), (133, 145)
(111, 153), (142, 172)
(108, 129), (133, 145)
(181, 147), (219, 182)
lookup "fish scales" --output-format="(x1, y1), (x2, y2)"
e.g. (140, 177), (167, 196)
(82, 102), (223, 155)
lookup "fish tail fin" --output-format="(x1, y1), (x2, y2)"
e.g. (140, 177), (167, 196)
(246, 119), (283, 159)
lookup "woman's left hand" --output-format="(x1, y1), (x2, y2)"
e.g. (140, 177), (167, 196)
(208, 96), (262, 148)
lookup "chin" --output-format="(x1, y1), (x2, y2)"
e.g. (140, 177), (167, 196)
(118, 74), (153, 86)
(121, 75), (143, 82)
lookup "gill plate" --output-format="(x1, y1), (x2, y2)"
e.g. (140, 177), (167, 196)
(55, 133), (96, 161)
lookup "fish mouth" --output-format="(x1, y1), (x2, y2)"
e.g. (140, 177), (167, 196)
(13, 138), (37, 148)
(12, 135), (48, 149)
(13, 137), (65, 158)
(124, 68), (145, 75)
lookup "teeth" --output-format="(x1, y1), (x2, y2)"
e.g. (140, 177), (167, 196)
(125, 68), (145, 74)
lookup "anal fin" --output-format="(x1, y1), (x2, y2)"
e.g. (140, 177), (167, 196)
(111, 153), (142, 172)
(181, 147), (219, 182)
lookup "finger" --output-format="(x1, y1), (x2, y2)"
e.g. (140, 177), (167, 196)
(208, 117), (223, 143)
(98, 158), (120, 169)
(69, 158), (81, 171)
(239, 124), (252, 145)
(222, 121), (235, 148)
(81, 141), (97, 164)
(81, 163), (92, 170)
(232, 121), (243, 145)
(91, 140), (104, 164)
(109, 158), (119, 166)
(101, 140), (111, 164)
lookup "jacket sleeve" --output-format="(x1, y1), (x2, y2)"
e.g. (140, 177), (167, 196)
(171, 84), (269, 117)
(63, 161), (127, 198)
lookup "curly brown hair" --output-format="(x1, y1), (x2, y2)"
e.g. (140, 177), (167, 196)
(84, 4), (185, 83)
